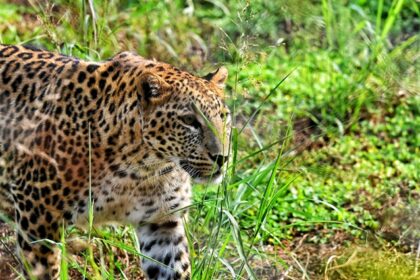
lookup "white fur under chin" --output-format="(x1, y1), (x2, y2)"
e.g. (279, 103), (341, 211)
(193, 172), (224, 185)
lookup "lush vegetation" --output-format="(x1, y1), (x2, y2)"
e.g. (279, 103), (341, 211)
(0, 0), (419, 279)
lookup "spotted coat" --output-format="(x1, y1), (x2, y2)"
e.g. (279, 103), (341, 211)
(0, 44), (230, 280)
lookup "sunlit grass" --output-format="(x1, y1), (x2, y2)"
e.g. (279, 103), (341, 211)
(325, 246), (420, 280)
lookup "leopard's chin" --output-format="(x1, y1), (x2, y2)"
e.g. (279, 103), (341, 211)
(180, 160), (224, 184)
(193, 170), (224, 184)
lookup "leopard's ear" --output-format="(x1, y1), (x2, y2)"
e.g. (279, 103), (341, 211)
(203, 66), (228, 89)
(137, 72), (171, 106)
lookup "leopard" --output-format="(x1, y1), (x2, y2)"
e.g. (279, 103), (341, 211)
(0, 44), (231, 280)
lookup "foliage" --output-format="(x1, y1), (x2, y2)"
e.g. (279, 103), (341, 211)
(325, 246), (420, 280)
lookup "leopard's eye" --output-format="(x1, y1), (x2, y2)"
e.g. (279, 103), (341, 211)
(180, 114), (201, 129)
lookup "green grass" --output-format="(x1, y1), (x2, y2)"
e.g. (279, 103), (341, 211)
(325, 246), (420, 280)
(0, 0), (419, 279)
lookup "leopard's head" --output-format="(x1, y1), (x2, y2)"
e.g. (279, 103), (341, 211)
(138, 64), (231, 183)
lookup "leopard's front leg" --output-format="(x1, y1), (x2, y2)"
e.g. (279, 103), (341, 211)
(16, 231), (61, 280)
(137, 217), (191, 280)
(11, 155), (66, 280)
(14, 207), (62, 280)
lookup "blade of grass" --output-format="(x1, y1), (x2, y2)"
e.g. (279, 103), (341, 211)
(381, 0), (405, 40)
(223, 210), (257, 280)
(238, 68), (296, 135)
(60, 224), (68, 280)
(87, 123), (100, 279)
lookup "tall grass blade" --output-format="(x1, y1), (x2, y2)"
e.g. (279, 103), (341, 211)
(238, 69), (296, 134)
(381, 0), (405, 40)
(223, 210), (257, 280)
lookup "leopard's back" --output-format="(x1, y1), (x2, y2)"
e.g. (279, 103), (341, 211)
(0, 44), (84, 143)
(0, 44), (97, 222)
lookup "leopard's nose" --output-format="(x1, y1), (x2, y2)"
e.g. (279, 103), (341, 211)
(209, 153), (228, 168)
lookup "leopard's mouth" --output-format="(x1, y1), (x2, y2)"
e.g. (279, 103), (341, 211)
(180, 160), (223, 183)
